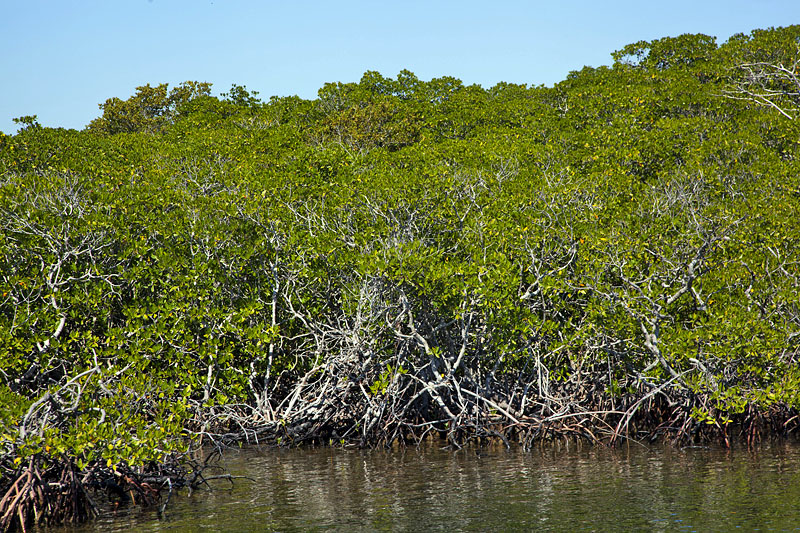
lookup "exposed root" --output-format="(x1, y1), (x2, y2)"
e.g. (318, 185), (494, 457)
(0, 455), (214, 533)
(200, 343), (800, 453)
(0, 460), (97, 533)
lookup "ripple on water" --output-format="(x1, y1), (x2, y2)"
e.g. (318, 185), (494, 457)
(46, 440), (800, 532)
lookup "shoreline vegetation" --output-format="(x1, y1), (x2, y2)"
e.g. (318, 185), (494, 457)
(2, 25), (800, 530)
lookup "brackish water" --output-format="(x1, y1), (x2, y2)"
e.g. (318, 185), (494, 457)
(52, 441), (800, 532)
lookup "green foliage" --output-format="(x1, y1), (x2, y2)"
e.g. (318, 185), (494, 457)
(2, 25), (800, 466)
(222, 84), (262, 108)
(87, 81), (212, 134)
(12, 115), (42, 131)
(612, 33), (717, 71)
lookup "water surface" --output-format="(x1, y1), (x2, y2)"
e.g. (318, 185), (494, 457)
(54, 441), (800, 531)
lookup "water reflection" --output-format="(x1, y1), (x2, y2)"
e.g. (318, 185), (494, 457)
(53, 441), (800, 532)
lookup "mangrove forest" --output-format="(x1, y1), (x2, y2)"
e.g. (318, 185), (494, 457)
(1, 25), (800, 531)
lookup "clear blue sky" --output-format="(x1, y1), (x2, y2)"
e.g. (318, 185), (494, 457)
(2, 0), (799, 134)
